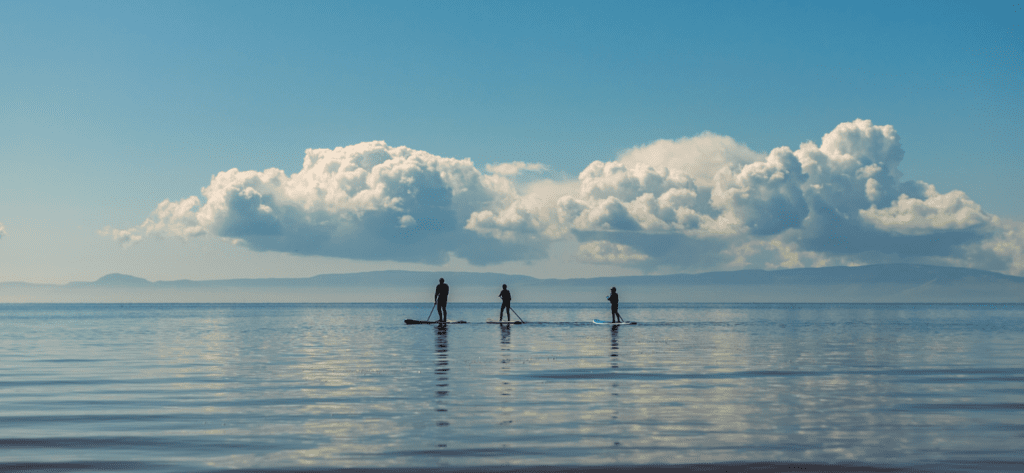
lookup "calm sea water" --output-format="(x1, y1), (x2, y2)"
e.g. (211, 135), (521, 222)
(0, 303), (1021, 472)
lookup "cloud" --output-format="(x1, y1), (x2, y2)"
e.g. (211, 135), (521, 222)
(110, 121), (1024, 275)
(859, 185), (992, 235)
(537, 119), (1020, 274)
(577, 241), (650, 263)
(711, 146), (809, 236)
(0, 222), (6, 238)
(101, 197), (205, 245)
(109, 141), (551, 265)
(484, 161), (548, 176)
(617, 131), (764, 186)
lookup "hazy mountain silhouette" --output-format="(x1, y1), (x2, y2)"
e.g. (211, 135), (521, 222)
(2, 264), (1023, 303)
(67, 273), (152, 287)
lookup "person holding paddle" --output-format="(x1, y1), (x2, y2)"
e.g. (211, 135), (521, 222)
(498, 284), (512, 322)
(434, 278), (450, 323)
(607, 287), (622, 323)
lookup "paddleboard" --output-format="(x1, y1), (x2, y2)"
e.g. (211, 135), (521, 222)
(486, 320), (522, 324)
(404, 319), (466, 324)
(593, 319), (637, 325)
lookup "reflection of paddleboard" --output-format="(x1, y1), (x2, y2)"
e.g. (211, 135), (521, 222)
(486, 320), (522, 324)
(404, 319), (466, 324)
(593, 319), (636, 325)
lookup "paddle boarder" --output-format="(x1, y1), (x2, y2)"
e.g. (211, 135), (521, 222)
(434, 278), (450, 323)
(498, 284), (512, 322)
(607, 287), (622, 323)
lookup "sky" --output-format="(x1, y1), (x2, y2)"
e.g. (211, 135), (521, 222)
(1, 0), (1022, 285)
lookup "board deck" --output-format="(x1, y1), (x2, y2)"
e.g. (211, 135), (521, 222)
(404, 319), (466, 325)
(486, 320), (522, 324)
(593, 319), (637, 325)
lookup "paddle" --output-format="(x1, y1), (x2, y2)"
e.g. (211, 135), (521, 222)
(510, 307), (526, 323)
(425, 301), (437, 322)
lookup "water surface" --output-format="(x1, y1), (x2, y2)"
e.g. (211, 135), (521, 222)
(0, 303), (1021, 472)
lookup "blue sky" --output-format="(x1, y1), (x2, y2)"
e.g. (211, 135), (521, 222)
(1, 0), (1021, 284)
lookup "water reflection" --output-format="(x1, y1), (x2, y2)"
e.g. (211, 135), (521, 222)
(495, 325), (516, 436)
(500, 323), (511, 348)
(609, 325), (622, 447)
(609, 325), (619, 370)
(498, 324), (515, 444)
(434, 324), (449, 448)
(6, 304), (1021, 470)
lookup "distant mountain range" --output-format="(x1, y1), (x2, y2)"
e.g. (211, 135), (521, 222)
(2, 264), (1023, 303)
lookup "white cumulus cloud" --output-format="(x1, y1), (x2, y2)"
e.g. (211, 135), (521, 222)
(577, 241), (650, 263)
(859, 185), (992, 235)
(109, 141), (551, 264)
(711, 146), (809, 236)
(524, 119), (1019, 274)
(101, 196), (205, 245)
(109, 121), (1024, 275)
(484, 161), (548, 176)
(618, 131), (764, 186)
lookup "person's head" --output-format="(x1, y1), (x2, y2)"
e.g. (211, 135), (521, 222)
(502, 284), (507, 289)
(439, 278), (445, 283)
(611, 287), (616, 292)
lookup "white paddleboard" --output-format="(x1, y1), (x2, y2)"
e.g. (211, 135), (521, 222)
(593, 319), (636, 325)
(404, 319), (466, 324)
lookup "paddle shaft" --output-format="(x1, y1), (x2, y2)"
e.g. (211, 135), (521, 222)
(425, 301), (437, 322)
(510, 307), (526, 323)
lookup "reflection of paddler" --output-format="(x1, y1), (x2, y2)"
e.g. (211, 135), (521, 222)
(498, 284), (512, 322)
(609, 325), (619, 369)
(434, 324), (450, 444)
(434, 278), (450, 323)
(435, 324), (449, 392)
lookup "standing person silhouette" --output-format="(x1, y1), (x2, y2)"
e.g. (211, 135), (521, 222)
(607, 287), (622, 323)
(434, 278), (450, 323)
(498, 284), (512, 322)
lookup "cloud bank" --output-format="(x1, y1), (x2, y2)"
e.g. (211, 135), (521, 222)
(108, 120), (1024, 275)
(105, 142), (548, 265)
(0, 222), (6, 239)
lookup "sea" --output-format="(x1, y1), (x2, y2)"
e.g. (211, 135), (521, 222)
(0, 302), (1021, 472)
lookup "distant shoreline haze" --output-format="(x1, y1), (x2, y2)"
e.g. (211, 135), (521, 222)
(2, 264), (1023, 303)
